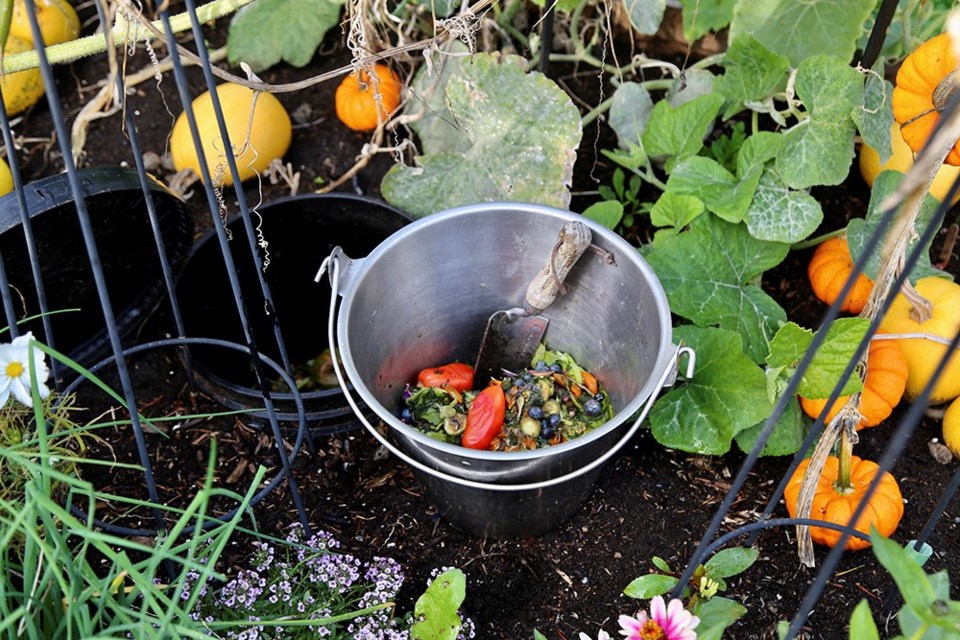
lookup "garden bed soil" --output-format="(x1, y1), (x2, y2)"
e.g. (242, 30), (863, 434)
(10, 6), (960, 639)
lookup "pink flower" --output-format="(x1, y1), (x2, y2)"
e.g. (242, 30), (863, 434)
(618, 596), (699, 640)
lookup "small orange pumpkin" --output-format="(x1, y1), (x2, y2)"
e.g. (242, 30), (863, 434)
(335, 64), (402, 132)
(784, 455), (904, 550)
(799, 334), (908, 430)
(808, 236), (874, 314)
(892, 32), (960, 166)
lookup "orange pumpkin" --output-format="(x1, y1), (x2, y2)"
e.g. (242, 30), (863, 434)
(808, 236), (874, 314)
(892, 32), (960, 166)
(784, 455), (904, 550)
(335, 64), (402, 132)
(799, 334), (908, 430)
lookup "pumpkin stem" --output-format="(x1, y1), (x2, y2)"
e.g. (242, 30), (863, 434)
(934, 70), (960, 112)
(835, 426), (855, 494)
(903, 279), (935, 323)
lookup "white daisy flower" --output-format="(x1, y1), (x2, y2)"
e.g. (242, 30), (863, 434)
(0, 332), (50, 408)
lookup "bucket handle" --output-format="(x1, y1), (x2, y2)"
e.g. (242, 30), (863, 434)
(316, 251), (695, 492)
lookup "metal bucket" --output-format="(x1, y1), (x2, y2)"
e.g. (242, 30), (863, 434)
(318, 203), (693, 538)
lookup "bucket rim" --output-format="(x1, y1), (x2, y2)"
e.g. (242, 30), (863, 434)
(335, 201), (675, 462)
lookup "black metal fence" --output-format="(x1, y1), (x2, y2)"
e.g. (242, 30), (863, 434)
(0, 0), (957, 637)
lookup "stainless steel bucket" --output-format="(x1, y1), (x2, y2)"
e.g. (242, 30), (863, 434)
(317, 202), (694, 538)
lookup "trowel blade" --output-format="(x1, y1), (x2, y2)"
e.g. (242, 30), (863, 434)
(473, 307), (549, 387)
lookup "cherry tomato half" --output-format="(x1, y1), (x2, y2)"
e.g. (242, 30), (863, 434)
(462, 383), (506, 450)
(417, 362), (474, 392)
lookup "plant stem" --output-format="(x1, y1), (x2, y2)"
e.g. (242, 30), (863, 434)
(1, 0), (253, 73)
(790, 228), (847, 251)
(835, 428), (854, 493)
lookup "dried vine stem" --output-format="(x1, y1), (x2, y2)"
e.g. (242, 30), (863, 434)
(793, 12), (960, 567)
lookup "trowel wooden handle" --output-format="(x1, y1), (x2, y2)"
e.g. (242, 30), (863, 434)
(523, 221), (593, 314)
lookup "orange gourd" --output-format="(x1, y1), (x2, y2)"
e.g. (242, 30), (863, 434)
(335, 64), (402, 132)
(799, 334), (908, 430)
(808, 236), (874, 314)
(892, 32), (960, 166)
(784, 455), (904, 550)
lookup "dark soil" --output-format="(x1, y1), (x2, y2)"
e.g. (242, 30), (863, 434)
(8, 5), (960, 640)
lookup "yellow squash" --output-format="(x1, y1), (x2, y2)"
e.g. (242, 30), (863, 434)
(10, 0), (80, 46)
(859, 123), (960, 204)
(879, 277), (960, 404)
(170, 83), (292, 187)
(944, 396), (960, 459)
(1, 35), (44, 115)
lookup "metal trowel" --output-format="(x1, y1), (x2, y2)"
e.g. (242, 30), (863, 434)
(473, 221), (593, 387)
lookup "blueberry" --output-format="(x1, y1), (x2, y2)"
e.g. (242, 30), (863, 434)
(522, 372), (533, 382)
(548, 413), (561, 427)
(594, 391), (606, 402)
(400, 408), (414, 423)
(550, 363), (563, 373)
(583, 398), (602, 417)
(541, 423), (555, 439)
(535, 360), (549, 372)
(528, 405), (544, 420)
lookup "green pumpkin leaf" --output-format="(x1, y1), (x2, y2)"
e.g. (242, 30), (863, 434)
(735, 397), (807, 457)
(641, 93), (724, 171)
(649, 326), (773, 455)
(666, 156), (761, 223)
(227, 0), (344, 71)
(846, 170), (953, 283)
(765, 318), (869, 399)
(406, 46), (470, 156)
(609, 82), (655, 149)
(645, 215), (789, 363)
(853, 66), (894, 163)
(743, 169), (823, 243)
(714, 34), (789, 120)
(582, 200), (624, 230)
(679, 0), (735, 43)
(737, 131), (782, 177)
(622, 0), (666, 35)
(410, 568), (465, 640)
(650, 191), (704, 235)
(382, 53), (582, 217)
(872, 531), (937, 613)
(729, 0), (877, 68)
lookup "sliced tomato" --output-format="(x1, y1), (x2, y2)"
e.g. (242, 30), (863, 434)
(462, 383), (506, 450)
(417, 362), (474, 392)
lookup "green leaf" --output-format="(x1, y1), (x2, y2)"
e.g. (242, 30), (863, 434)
(667, 69), (717, 108)
(729, 0), (877, 68)
(649, 326), (773, 454)
(642, 93), (725, 171)
(794, 54), (864, 118)
(743, 170), (823, 243)
(853, 67), (894, 163)
(695, 596), (748, 640)
(650, 192), (704, 231)
(850, 600), (881, 640)
(227, 0), (344, 72)
(776, 118), (857, 190)
(623, 573), (679, 599)
(645, 215), (789, 363)
(623, 0), (666, 35)
(406, 45), (470, 156)
(666, 156), (761, 223)
(872, 530), (938, 607)
(610, 82), (655, 149)
(680, 0), (735, 43)
(381, 53), (582, 217)
(735, 396), (807, 457)
(704, 547), (759, 578)
(737, 131), (782, 177)
(409, 0), (461, 15)
(533, 631), (549, 640)
(411, 568), (466, 640)
(582, 200), (624, 230)
(652, 556), (672, 573)
(715, 35), (789, 120)
(766, 319), (869, 398)
(602, 142), (648, 171)
(846, 170), (954, 282)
